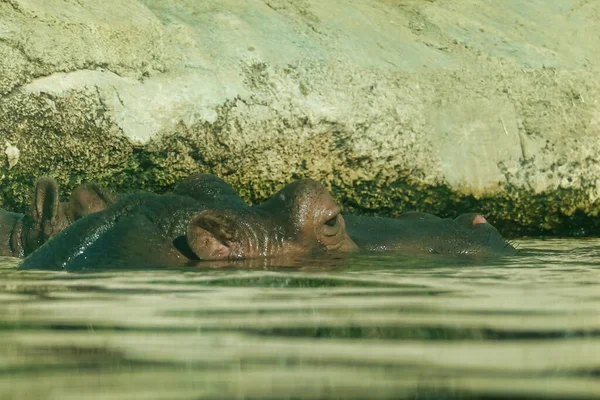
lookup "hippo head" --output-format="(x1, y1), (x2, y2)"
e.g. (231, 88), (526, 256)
(186, 179), (358, 260)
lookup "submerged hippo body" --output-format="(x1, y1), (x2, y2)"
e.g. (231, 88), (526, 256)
(19, 175), (356, 271)
(344, 212), (517, 256)
(0, 178), (114, 258)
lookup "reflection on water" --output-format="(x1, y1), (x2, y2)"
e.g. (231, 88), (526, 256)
(0, 239), (599, 399)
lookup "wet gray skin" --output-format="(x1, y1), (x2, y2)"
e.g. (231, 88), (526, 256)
(18, 176), (357, 271)
(171, 173), (248, 208)
(344, 211), (517, 257)
(0, 178), (114, 257)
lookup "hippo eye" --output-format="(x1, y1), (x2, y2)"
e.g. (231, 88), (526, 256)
(324, 215), (339, 227)
(322, 214), (342, 238)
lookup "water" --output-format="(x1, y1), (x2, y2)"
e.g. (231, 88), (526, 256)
(0, 239), (599, 399)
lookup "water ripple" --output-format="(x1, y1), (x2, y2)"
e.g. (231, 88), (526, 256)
(0, 239), (599, 399)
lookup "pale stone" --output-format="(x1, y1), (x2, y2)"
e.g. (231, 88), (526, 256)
(1, 0), (599, 233)
(4, 142), (20, 169)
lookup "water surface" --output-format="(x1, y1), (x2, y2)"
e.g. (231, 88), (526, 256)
(0, 239), (599, 399)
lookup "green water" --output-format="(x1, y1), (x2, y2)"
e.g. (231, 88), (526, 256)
(0, 239), (599, 399)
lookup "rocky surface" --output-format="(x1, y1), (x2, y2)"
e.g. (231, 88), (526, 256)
(1, 0), (599, 235)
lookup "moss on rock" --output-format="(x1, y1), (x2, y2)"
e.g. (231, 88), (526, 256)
(1, 0), (600, 238)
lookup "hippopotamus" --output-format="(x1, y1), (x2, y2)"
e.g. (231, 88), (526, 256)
(16, 173), (516, 271)
(344, 212), (517, 257)
(18, 174), (357, 271)
(0, 177), (115, 257)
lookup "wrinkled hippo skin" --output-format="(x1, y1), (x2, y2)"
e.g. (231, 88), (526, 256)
(19, 174), (357, 271)
(344, 212), (517, 256)
(0, 178), (115, 257)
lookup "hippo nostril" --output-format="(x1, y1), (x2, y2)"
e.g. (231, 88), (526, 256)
(187, 211), (239, 260)
(472, 214), (488, 225)
(173, 235), (200, 260)
(194, 212), (244, 246)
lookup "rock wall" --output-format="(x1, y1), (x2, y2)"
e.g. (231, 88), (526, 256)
(1, 0), (599, 236)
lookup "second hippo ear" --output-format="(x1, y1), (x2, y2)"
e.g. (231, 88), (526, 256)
(68, 183), (115, 221)
(186, 210), (240, 260)
(31, 177), (61, 228)
(454, 213), (488, 229)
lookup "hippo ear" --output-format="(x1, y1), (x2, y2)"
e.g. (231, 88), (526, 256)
(454, 213), (488, 229)
(31, 177), (61, 229)
(186, 210), (238, 260)
(21, 177), (62, 254)
(68, 183), (115, 221)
